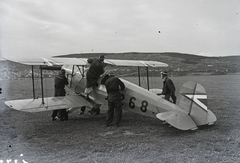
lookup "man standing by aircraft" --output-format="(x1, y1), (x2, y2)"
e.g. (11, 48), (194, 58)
(161, 71), (177, 104)
(84, 55), (106, 99)
(104, 72), (125, 127)
(52, 69), (69, 121)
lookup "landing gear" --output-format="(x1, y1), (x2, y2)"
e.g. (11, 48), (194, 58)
(78, 105), (100, 115)
(78, 106), (86, 115)
(78, 93), (101, 115)
(88, 105), (100, 115)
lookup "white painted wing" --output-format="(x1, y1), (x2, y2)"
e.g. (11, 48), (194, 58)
(104, 59), (168, 67)
(4, 95), (93, 112)
(4, 57), (168, 67)
(4, 57), (88, 66)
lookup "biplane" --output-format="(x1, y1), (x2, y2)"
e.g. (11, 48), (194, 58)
(4, 56), (217, 130)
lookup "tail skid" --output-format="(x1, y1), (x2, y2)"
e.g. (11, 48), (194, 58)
(156, 81), (217, 130)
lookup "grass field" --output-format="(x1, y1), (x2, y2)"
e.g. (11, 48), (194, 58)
(1, 75), (240, 162)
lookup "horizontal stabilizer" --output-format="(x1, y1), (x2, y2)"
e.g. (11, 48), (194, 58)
(156, 111), (197, 130)
(5, 95), (93, 112)
(206, 109), (217, 125)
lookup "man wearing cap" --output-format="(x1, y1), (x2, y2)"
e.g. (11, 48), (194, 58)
(104, 72), (125, 127)
(161, 71), (177, 104)
(52, 69), (69, 121)
(84, 55), (106, 98)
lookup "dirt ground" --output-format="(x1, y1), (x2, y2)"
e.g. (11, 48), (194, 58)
(1, 75), (240, 163)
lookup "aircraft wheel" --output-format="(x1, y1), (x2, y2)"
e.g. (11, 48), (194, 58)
(89, 106), (100, 115)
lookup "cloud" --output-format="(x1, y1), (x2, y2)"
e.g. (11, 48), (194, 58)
(0, 0), (240, 58)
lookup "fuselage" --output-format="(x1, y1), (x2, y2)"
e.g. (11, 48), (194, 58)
(62, 65), (180, 118)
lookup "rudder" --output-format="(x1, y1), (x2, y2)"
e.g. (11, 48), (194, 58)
(177, 81), (216, 126)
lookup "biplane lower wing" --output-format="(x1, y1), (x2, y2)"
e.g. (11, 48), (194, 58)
(5, 95), (94, 113)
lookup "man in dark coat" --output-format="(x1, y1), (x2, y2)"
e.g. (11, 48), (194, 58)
(104, 72), (125, 127)
(52, 69), (69, 121)
(84, 55), (105, 98)
(161, 71), (177, 104)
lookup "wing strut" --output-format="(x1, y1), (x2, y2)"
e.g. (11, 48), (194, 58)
(138, 67), (141, 87)
(32, 65), (36, 99)
(146, 67), (149, 91)
(69, 65), (75, 88)
(82, 66), (85, 77)
(40, 66), (45, 104)
(137, 66), (150, 91)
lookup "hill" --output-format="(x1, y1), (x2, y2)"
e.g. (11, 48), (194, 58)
(56, 52), (240, 76)
(1, 52), (240, 79)
(0, 60), (58, 80)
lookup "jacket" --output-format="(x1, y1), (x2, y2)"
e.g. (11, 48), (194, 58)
(104, 76), (125, 102)
(162, 77), (175, 95)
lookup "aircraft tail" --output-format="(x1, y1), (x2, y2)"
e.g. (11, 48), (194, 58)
(176, 81), (216, 126)
(156, 81), (216, 130)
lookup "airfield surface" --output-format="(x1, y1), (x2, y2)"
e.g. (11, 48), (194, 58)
(1, 75), (240, 162)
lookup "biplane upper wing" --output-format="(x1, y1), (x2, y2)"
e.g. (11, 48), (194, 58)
(4, 56), (168, 67)
(104, 59), (168, 67)
(3, 57), (89, 66)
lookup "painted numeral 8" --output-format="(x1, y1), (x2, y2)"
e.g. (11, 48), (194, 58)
(140, 100), (148, 112)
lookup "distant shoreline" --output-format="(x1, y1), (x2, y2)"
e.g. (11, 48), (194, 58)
(0, 72), (239, 81)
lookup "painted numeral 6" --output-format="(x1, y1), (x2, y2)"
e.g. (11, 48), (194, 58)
(129, 97), (136, 108)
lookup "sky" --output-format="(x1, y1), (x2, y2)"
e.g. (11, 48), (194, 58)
(0, 0), (240, 59)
